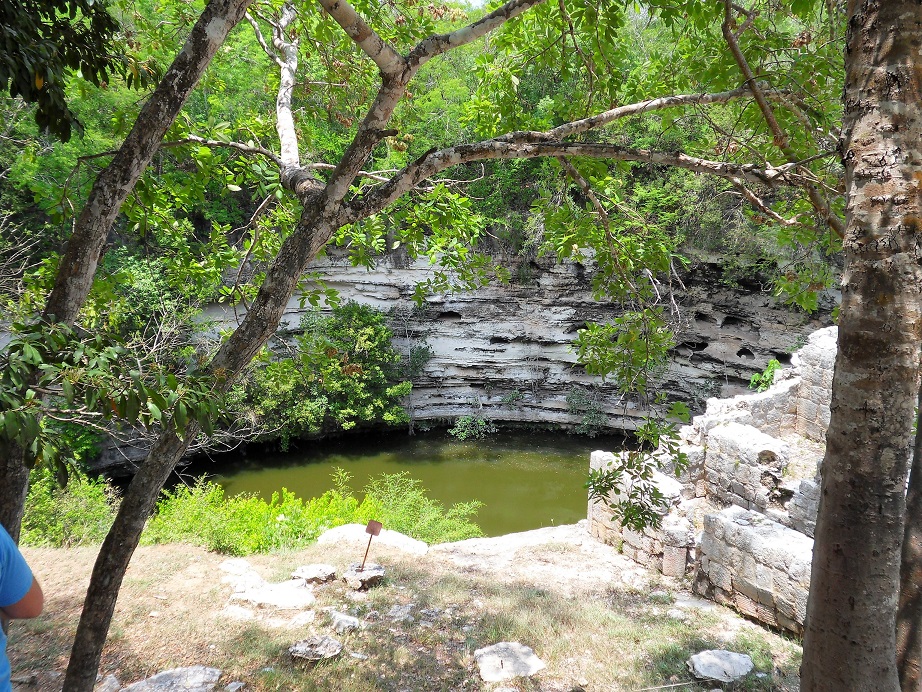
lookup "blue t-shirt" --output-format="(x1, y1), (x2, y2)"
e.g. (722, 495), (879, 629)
(0, 525), (33, 692)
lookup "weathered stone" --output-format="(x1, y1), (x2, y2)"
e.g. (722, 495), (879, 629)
(662, 545), (688, 578)
(120, 666), (223, 691)
(318, 524), (428, 555)
(95, 674), (121, 692)
(474, 642), (546, 682)
(289, 636), (343, 665)
(342, 563), (385, 590)
(292, 564), (337, 583)
(328, 610), (361, 633)
(687, 651), (754, 683)
(230, 579), (315, 610)
(386, 603), (415, 622)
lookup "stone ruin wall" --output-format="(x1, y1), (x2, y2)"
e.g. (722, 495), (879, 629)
(588, 327), (837, 635)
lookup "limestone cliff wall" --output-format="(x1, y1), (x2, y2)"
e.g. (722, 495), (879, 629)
(202, 251), (832, 431)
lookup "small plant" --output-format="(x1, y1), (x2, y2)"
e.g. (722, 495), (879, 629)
(449, 414), (497, 441)
(500, 389), (525, 407)
(566, 387), (607, 437)
(749, 358), (782, 392)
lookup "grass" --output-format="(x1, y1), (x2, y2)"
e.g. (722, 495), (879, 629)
(11, 538), (802, 691)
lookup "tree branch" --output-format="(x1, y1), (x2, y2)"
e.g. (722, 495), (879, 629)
(558, 157), (609, 230)
(345, 138), (807, 223)
(544, 86), (791, 140)
(315, 0), (405, 76)
(721, 0), (844, 237)
(408, 0), (547, 70)
(245, 11), (283, 67)
(161, 136), (282, 166)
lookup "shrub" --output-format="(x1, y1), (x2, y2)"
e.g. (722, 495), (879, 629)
(356, 472), (483, 544)
(449, 414), (496, 441)
(230, 302), (411, 449)
(21, 467), (119, 548)
(142, 469), (482, 555)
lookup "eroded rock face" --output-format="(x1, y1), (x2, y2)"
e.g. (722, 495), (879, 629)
(92, 253), (832, 475)
(209, 253), (831, 429)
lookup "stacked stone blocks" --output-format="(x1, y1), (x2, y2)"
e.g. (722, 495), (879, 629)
(588, 327), (837, 634)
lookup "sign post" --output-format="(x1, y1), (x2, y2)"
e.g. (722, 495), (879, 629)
(360, 520), (382, 572)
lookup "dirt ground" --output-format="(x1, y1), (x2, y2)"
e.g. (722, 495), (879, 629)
(9, 523), (802, 691)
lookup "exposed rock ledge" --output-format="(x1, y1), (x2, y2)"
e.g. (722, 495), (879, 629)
(204, 252), (832, 429)
(93, 253), (832, 475)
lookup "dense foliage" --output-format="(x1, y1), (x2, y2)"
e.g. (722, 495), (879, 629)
(229, 302), (411, 449)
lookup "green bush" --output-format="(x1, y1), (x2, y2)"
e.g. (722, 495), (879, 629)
(449, 414), (497, 441)
(141, 478), (361, 555)
(142, 470), (482, 555)
(230, 302), (411, 449)
(21, 468), (119, 548)
(357, 473), (483, 544)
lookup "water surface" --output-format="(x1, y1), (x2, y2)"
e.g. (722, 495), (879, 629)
(206, 429), (623, 536)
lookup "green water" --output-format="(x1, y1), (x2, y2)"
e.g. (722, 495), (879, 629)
(206, 429), (623, 537)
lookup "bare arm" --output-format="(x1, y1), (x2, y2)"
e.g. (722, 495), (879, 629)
(0, 577), (43, 620)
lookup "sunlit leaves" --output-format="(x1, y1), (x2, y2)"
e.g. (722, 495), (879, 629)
(0, 321), (226, 475)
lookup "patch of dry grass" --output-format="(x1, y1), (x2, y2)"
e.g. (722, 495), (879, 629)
(10, 540), (801, 691)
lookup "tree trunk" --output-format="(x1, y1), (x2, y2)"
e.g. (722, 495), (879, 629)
(897, 384), (922, 691)
(63, 209), (335, 691)
(0, 442), (29, 541)
(0, 0), (255, 542)
(802, 2), (922, 689)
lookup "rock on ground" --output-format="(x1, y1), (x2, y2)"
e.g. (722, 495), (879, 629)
(119, 666), (222, 691)
(289, 636), (343, 664)
(474, 642), (546, 683)
(291, 564), (337, 583)
(342, 562), (385, 590)
(687, 650), (754, 683)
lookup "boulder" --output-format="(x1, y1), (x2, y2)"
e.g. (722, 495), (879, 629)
(342, 563), (385, 590)
(289, 636), (343, 665)
(687, 650), (754, 683)
(474, 642), (546, 683)
(328, 610), (361, 633)
(119, 666), (222, 691)
(317, 524), (428, 555)
(292, 564), (337, 583)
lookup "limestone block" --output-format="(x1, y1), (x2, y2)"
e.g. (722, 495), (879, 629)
(734, 592), (760, 620)
(756, 602), (778, 628)
(733, 576), (759, 603)
(662, 516), (695, 547)
(777, 612), (801, 635)
(662, 545), (688, 577)
(709, 562), (733, 592)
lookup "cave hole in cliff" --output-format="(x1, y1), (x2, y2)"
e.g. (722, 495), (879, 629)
(694, 311), (719, 324)
(438, 311), (463, 321)
(490, 336), (514, 344)
(565, 322), (588, 334)
(736, 347), (755, 360)
(721, 315), (749, 329)
(678, 340), (709, 352)
(774, 352), (792, 365)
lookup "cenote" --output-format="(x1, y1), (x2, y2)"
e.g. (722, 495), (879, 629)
(195, 429), (625, 537)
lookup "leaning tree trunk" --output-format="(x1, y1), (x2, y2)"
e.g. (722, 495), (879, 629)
(0, 0), (255, 541)
(801, 1), (922, 690)
(897, 384), (922, 691)
(62, 209), (334, 691)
